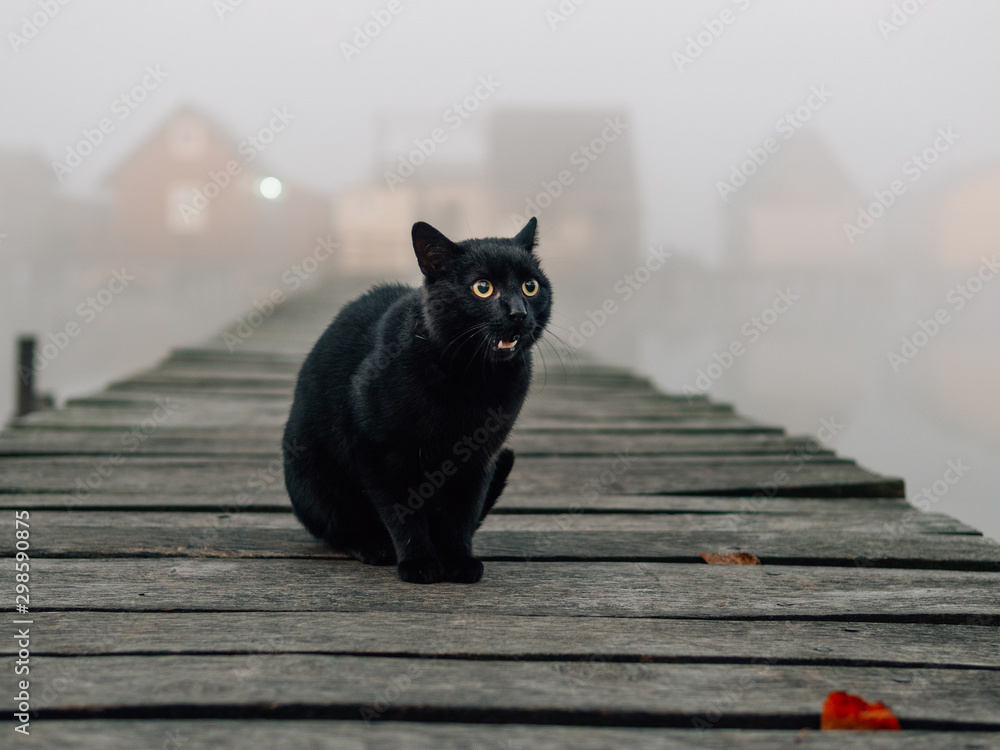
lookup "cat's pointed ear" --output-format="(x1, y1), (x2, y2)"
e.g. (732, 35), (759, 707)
(514, 217), (538, 253)
(412, 222), (461, 278)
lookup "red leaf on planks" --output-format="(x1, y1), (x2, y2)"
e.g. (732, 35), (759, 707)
(699, 552), (761, 565)
(821, 691), (901, 731)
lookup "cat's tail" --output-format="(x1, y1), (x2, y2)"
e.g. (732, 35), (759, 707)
(479, 448), (514, 527)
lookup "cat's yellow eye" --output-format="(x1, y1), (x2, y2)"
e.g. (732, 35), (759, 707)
(472, 279), (494, 298)
(522, 279), (539, 297)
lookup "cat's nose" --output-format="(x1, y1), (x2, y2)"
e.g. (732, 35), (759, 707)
(508, 298), (527, 323)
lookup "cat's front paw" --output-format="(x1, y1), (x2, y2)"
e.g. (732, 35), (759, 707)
(443, 556), (484, 584)
(397, 557), (445, 584)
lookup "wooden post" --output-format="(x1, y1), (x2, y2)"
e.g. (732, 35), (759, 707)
(16, 335), (36, 418)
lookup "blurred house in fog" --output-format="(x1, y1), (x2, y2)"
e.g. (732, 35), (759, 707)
(491, 109), (641, 291)
(928, 163), (1000, 268)
(335, 110), (491, 274)
(0, 150), (108, 272)
(105, 106), (330, 263)
(334, 107), (642, 293)
(726, 130), (865, 266)
(643, 131), (879, 428)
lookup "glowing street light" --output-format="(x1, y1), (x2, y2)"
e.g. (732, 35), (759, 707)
(259, 176), (283, 199)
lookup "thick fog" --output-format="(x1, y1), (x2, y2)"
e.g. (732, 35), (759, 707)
(1, 0), (998, 539)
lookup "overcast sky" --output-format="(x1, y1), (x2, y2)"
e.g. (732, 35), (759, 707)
(3, 0), (999, 260)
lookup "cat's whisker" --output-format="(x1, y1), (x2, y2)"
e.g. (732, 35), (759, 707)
(440, 321), (490, 353)
(533, 344), (550, 390)
(541, 327), (581, 376)
(463, 334), (490, 383)
(440, 322), (491, 368)
(539, 335), (569, 384)
(540, 320), (574, 333)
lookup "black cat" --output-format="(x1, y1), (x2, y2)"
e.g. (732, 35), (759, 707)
(282, 218), (551, 583)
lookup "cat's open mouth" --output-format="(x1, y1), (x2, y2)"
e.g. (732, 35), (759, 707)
(495, 336), (520, 351)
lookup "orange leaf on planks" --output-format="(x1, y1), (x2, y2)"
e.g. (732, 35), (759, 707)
(699, 552), (761, 565)
(821, 691), (901, 731)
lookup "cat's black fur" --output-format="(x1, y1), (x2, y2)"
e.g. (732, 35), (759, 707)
(282, 218), (551, 584)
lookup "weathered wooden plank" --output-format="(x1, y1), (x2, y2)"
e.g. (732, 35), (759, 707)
(0, 428), (830, 457)
(23, 391), (741, 418)
(95, 383), (728, 419)
(151, 357), (661, 395)
(22, 722), (1000, 750)
(167, 347), (305, 364)
(9, 611), (997, 668)
(17, 559), (1000, 619)
(60, 385), (711, 407)
(4, 511), (993, 567)
(112, 367), (671, 392)
(501, 495), (909, 513)
(17, 405), (770, 432)
(106, 370), (692, 399)
(508, 456), (902, 498)
(14, 530), (994, 568)
(6, 654), (1000, 726)
(7, 509), (973, 535)
(0, 491), (911, 513)
(65, 395), (741, 425)
(0, 455), (899, 498)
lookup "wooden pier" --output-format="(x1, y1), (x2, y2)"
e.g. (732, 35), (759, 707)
(2, 274), (998, 748)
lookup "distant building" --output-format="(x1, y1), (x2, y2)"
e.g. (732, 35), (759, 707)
(0, 150), (108, 268)
(335, 183), (418, 274)
(332, 106), (644, 362)
(104, 106), (330, 261)
(933, 164), (1000, 268)
(726, 130), (865, 267)
(335, 108), (642, 285)
(490, 109), (642, 292)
